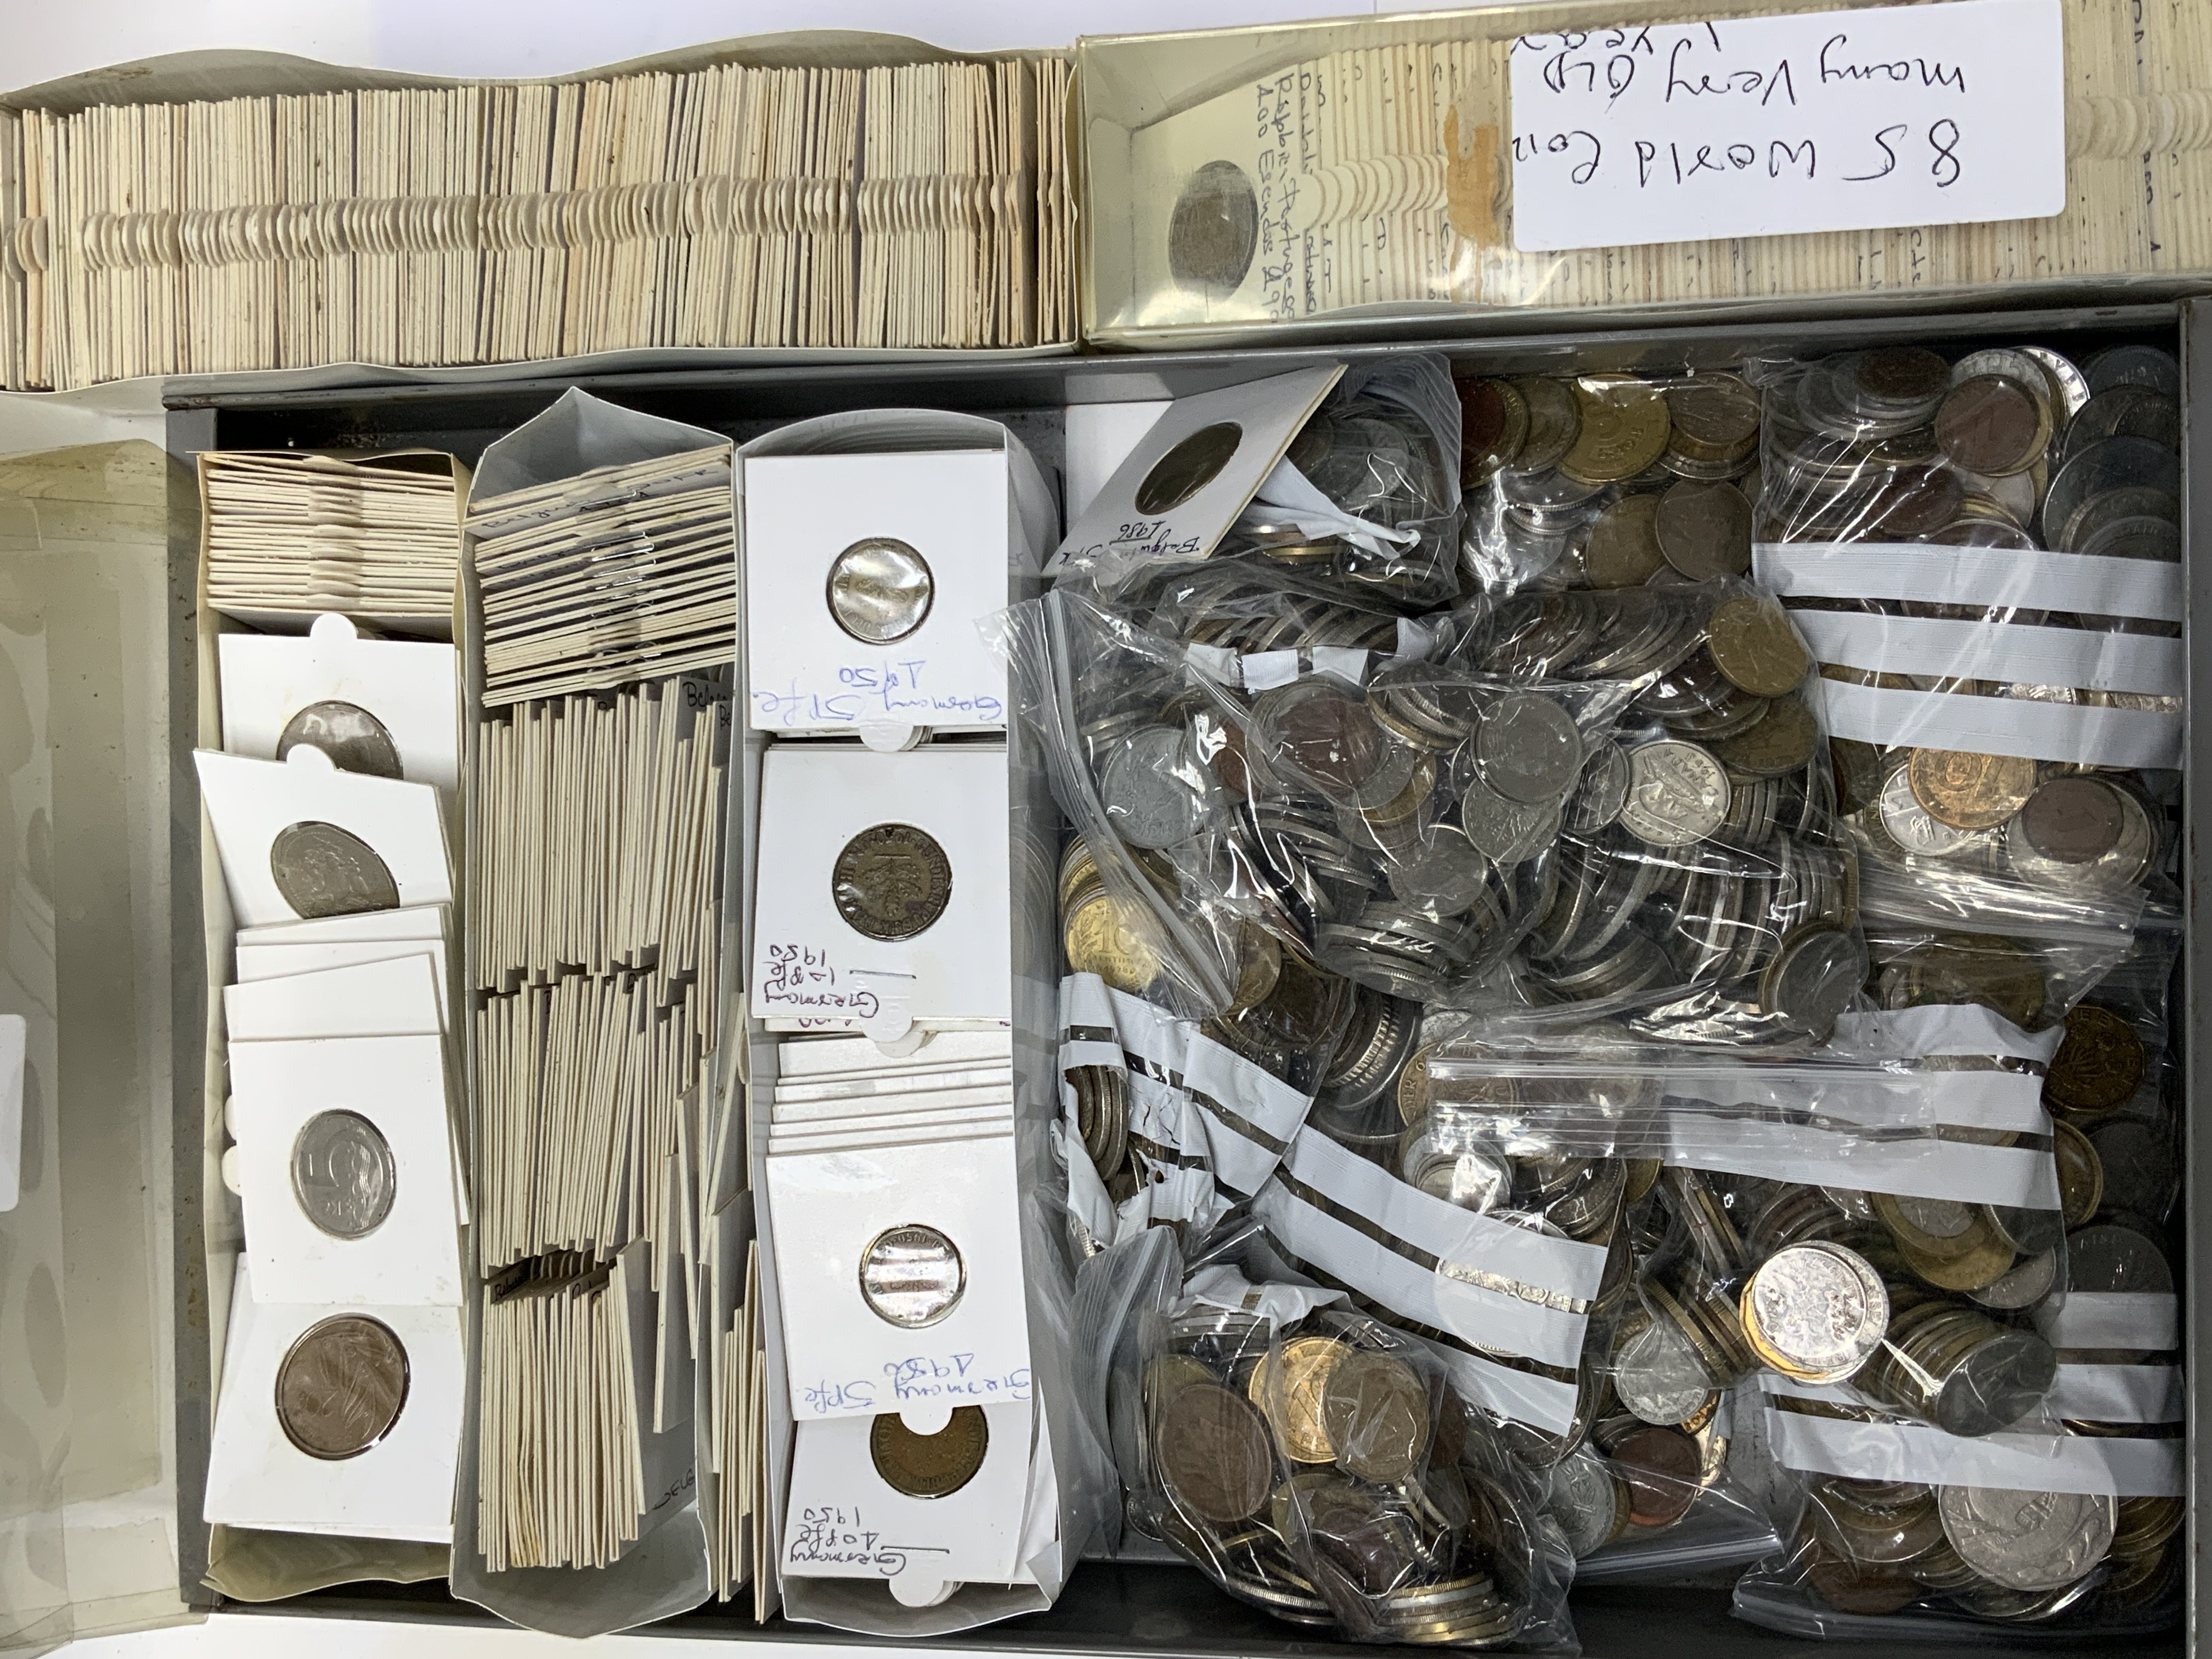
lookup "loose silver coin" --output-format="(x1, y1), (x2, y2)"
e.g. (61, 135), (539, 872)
(860, 1223), (966, 1328)
(1937, 1485), (2114, 1592)
(826, 537), (935, 645)
(1617, 741), (1729, 848)
(278, 700), (404, 778)
(290, 1109), (398, 1239)
(269, 821), (401, 919)
(1476, 691), (1584, 805)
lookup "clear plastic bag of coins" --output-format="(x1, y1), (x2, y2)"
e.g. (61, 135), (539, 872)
(1224, 357), (1465, 610)
(1457, 369), (1762, 600)
(1115, 556), (1436, 665)
(1755, 343), (2184, 908)
(1254, 1311), (1575, 1649)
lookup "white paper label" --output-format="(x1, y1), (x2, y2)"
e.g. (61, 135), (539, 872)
(1508, 0), (2066, 252)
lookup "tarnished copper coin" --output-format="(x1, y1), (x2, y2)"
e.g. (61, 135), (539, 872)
(1155, 1380), (1273, 1524)
(1653, 480), (1752, 578)
(1936, 375), (2049, 477)
(1457, 377), (1530, 485)
(275, 1314), (410, 1460)
(833, 823), (952, 940)
(1612, 1424), (1700, 1528)
(278, 700), (403, 778)
(1135, 421), (1244, 516)
(2044, 1004), (2146, 1118)
(1906, 749), (2038, 831)
(1167, 162), (1259, 296)
(269, 821), (400, 919)
(1583, 493), (1667, 588)
(870, 1406), (989, 1498)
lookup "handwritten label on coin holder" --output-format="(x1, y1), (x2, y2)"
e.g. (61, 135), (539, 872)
(1508, 0), (2066, 253)
(744, 451), (1023, 738)
(194, 747), (453, 928)
(750, 745), (1012, 1031)
(1051, 365), (1342, 590)
(782, 1396), (1034, 1600)
(766, 1130), (1030, 1426)
(204, 1257), (466, 1542)
(228, 1034), (463, 1307)
(219, 614), (462, 794)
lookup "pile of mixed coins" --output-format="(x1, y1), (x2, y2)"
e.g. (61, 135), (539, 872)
(1143, 1308), (1533, 1644)
(1458, 371), (1764, 593)
(1763, 342), (2180, 901)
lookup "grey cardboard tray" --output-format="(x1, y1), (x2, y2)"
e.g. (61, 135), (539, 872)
(142, 296), (2205, 1657)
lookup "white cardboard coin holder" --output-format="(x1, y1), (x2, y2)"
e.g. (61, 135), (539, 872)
(743, 450), (1035, 746)
(238, 903), (449, 948)
(749, 744), (1012, 1037)
(765, 1125), (1029, 1429)
(227, 1032), (464, 1307)
(204, 1256), (466, 1544)
(194, 746), (454, 928)
(223, 953), (448, 1043)
(782, 1394), (1036, 1604)
(218, 612), (463, 794)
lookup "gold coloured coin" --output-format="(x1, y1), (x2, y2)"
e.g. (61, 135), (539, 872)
(1321, 1350), (1431, 1483)
(870, 1406), (989, 1498)
(1705, 596), (1810, 698)
(1560, 376), (1671, 485)
(1892, 1215), (2015, 1291)
(2043, 1004), (2146, 1118)
(1397, 1042), (1435, 1126)
(1248, 1335), (1350, 1463)
(1063, 889), (1161, 992)
(1906, 748), (2038, 831)
(2053, 1120), (2104, 1226)
(833, 823), (953, 941)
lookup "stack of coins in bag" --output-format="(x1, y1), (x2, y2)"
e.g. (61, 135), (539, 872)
(1760, 343), (2182, 900)
(1464, 577), (1864, 1040)
(1458, 371), (1764, 596)
(1144, 1307), (1537, 1645)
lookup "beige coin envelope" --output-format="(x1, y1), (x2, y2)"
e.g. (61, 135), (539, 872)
(743, 450), (1023, 737)
(195, 747), (454, 928)
(766, 1128), (1029, 1426)
(228, 1034), (462, 1307)
(237, 902), (449, 949)
(781, 1395), (1035, 1598)
(1050, 365), (1344, 589)
(204, 1256), (465, 1543)
(218, 613), (462, 793)
(749, 745), (1011, 1029)
(224, 954), (446, 1043)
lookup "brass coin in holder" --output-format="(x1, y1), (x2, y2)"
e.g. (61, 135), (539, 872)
(1135, 422), (1244, 516)
(859, 1223), (966, 1328)
(290, 1109), (398, 1239)
(275, 1313), (410, 1459)
(278, 700), (403, 778)
(269, 821), (400, 919)
(833, 823), (952, 941)
(870, 1405), (989, 1498)
(826, 537), (935, 645)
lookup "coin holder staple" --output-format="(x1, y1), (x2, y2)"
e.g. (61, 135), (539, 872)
(218, 613), (462, 794)
(194, 747), (452, 928)
(203, 1256), (465, 1543)
(781, 1395), (1036, 1601)
(1051, 365), (1345, 592)
(227, 1032), (462, 1307)
(750, 744), (1012, 1031)
(743, 447), (1045, 740)
(765, 1126), (1030, 1427)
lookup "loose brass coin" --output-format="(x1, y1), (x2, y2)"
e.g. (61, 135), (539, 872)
(1154, 1381), (1273, 1524)
(1136, 421), (1244, 516)
(1560, 376), (1671, 485)
(870, 1406), (989, 1498)
(1320, 1350), (1430, 1483)
(1063, 889), (1161, 993)
(1705, 595), (1810, 698)
(2052, 1120), (2104, 1227)
(278, 700), (403, 778)
(2044, 1004), (2145, 1118)
(1248, 1335), (1351, 1464)
(1582, 494), (1667, 588)
(269, 821), (400, 919)
(275, 1314), (410, 1460)
(1906, 748), (2038, 832)
(833, 823), (952, 941)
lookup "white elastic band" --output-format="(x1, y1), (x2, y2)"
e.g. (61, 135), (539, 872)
(2035, 1293), (2180, 1352)
(1660, 1112), (2059, 1209)
(1662, 1068), (2052, 1135)
(1831, 1006), (2062, 1066)
(1812, 678), (2181, 770)
(1765, 1408), (2184, 1497)
(1755, 543), (2183, 622)
(2046, 1364), (2185, 1424)
(1792, 610), (2184, 699)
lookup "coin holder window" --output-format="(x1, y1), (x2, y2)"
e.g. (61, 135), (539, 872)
(743, 441), (1050, 739)
(749, 744), (1013, 1030)
(194, 746), (452, 928)
(227, 1033), (463, 1307)
(204, 1256), (465, 1543)
(764, 1126), (1029, 1426)
(781, 1395), (1036, 1602)
(218, 613), (462, 794)
(1052, 364), (1342, 594)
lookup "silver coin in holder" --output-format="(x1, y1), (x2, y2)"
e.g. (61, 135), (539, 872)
(826, 538), (935, 645)
(278, 699), (404, 778)
(859, 1223), (966, 1328)
(269, 820), (401, 918)
(291, 1108), (398, 1239)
